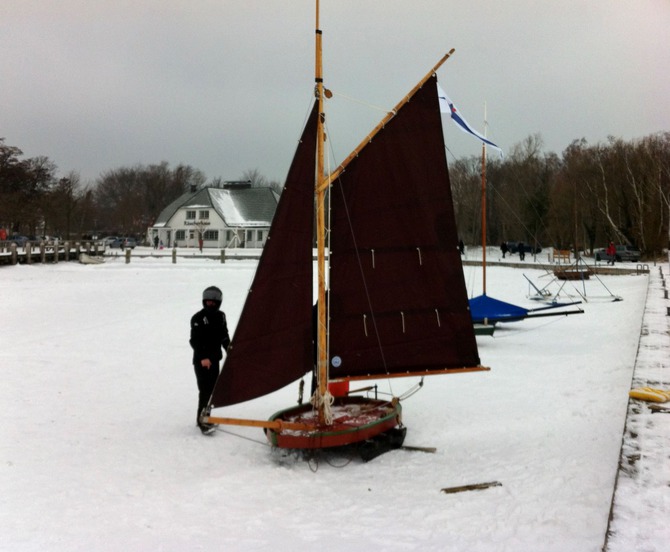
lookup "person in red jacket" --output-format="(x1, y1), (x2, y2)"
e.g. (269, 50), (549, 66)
(606, 242), (616, 265)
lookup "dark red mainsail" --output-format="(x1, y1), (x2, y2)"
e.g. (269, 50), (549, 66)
(327, 75), (480, 379)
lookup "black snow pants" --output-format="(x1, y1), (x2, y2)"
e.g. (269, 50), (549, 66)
(193, 362), (220, 427)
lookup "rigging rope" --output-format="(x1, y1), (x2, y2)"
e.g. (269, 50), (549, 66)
(312, 388), (335, 425)
(214, 426), (272, 447)
(330, 90), (395, 116)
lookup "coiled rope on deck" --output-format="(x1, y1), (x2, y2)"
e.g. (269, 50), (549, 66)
(312, 389), (335, 425)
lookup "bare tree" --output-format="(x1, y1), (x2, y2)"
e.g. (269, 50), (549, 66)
(241, 168), (268, 188)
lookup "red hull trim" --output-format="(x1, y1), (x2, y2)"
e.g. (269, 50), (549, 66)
(267, 397), (403, 449)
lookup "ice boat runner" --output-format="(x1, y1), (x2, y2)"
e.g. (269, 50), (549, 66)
(203, 1), (488, 456)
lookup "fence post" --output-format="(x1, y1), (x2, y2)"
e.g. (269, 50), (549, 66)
(54, 242), (59, 263)
(220, 249), (226, 264)
(10, 243), (17, 265)
(125, 248), (131, 264)
(40, 242), (46, 263)
(26, 243), (32, 264)
(172, 248), (177, 264)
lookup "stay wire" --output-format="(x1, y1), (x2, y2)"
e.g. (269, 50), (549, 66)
(214, 426), (272, 447)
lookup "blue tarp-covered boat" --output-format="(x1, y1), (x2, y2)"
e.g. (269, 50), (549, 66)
(469, 293), (583, 325)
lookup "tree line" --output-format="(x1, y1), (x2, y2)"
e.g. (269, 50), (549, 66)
(0, 138), (280, 241)
(2, 132), (669, 256)
(451, 132), (670, 258)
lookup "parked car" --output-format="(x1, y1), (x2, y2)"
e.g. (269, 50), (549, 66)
(109, 237), (137, 249)
(595, 244), (641, 263)
(122, 237), (137, 249)
(506, 241), (542, 255)
(8, 235), (29, 247)
(102, 236), (119, 248)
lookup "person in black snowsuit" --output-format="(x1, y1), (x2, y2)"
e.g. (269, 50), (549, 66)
(189, 286), (230, 434)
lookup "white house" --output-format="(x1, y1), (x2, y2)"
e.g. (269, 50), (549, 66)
(149, 181), (278, 249)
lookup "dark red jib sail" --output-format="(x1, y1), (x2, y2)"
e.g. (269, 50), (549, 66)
(209, 105), (318, 407)
(328, 75), (480, 379)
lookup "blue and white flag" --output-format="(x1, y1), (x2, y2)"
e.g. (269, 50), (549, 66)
(437, 83), (503, 156)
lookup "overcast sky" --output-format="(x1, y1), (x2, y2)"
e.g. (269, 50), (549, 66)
(2, 0), (668, 184)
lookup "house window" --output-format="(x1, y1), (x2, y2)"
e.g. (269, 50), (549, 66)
(246, 230), (253, 242)
(203, 230), (219, 241)
(199, 210), (209, 220)
(175, 230), (186, 241)
(256, 230), (263, 241)
(186, 210), (196, 220)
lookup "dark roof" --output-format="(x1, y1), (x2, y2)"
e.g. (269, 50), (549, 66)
(152, 187), (278, 228)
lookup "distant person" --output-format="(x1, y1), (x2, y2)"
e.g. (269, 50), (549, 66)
(606, 241), (616, 265)
(458, 239), (465, 256)
(189, 286), (230, 435)
(153, 235), (159, 249)
(518, 242), (525, 261)
(500, 241), (508, 259)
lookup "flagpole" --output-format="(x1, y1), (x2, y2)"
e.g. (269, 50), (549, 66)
(481, 102), (487, 296)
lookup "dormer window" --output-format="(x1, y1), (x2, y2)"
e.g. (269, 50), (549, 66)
(199, 210), (209, 220)
(186, 210), (196, 220)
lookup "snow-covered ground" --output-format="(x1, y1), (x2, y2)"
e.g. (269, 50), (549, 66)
(1, 248), (668, 551)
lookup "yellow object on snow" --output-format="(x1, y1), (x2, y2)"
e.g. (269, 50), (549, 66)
(629, 387), (670, 403)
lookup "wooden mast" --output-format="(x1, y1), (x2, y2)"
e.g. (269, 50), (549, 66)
(314, 0), (329, 424)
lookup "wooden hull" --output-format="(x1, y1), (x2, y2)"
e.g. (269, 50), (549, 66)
(554, 269), (591, 281)
(266, 396), (403, 449)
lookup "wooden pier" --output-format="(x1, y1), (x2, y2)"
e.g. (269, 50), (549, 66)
(0, 241), (105, 266)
